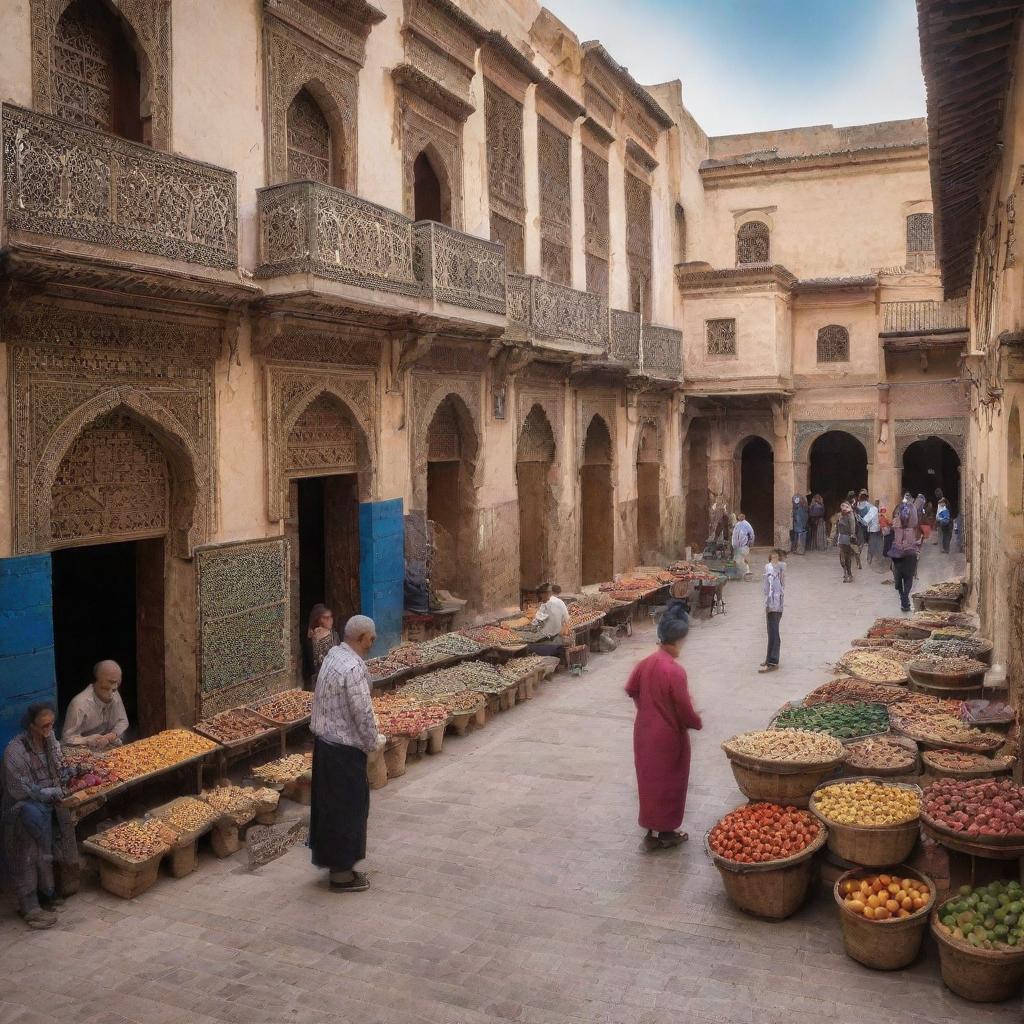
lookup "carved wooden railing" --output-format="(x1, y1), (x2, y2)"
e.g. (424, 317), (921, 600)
(507, 274), (607, 352)
(1, 103), (237, 269)
(641, 323), (683, 378)
(882, 298), (967, 334)
(609, 308), (641, 367)
(257, 181), (422, 296)
(413, 221), (507, 315)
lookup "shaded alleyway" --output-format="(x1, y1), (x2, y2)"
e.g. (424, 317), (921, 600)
(1, 545), (1010, 1024)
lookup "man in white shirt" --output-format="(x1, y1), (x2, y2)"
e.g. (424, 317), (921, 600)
(61, 661), (129, 751)
(525, 583), (569, 654)
(731, 513), (755, 579)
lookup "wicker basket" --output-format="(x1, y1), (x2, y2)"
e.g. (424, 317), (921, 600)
(383, 736), (410, 778)
(366, 748), (388, 789)
(932, 897), (1024, 1002)
(706, 827), (827, 920)
(908, 678), (984, 703)
(843, 735), (920, 778)
(727, 755), (844, 808)
(909, 659), (987, 690)
(834, 865), (935, 970)
(921, 751), (1015, 782)
(426, 723), (446, 755)
(810, 777), (922, 867)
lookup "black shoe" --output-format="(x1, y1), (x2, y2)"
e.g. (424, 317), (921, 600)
(329, 871), (369, 893)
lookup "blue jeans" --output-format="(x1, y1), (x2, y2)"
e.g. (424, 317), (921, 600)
(765, 611), (782, 665)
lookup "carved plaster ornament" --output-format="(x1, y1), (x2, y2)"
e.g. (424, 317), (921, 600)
(488, 342), (534, 420)
(770, 397), (790, 439)
(387, 332), (435, 398)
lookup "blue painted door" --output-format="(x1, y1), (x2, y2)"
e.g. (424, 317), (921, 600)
(0, 554), (56, 753)
(359, 499), (404, 657)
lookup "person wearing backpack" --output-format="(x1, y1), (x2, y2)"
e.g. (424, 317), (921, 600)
(936, 498), (953, 554)
(889, 498), (922, 612)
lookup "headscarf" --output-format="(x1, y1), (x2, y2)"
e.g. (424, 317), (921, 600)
(307, 603), (332, 640)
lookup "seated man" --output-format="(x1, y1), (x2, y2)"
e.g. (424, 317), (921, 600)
(61, 661), (129, 752)
(524, 582), (569, 656)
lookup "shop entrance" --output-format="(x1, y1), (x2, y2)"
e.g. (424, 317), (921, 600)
(516, 404), (556, 589)
(685, 417), (711, 548)
(738, 436), (774, 546)
(51, 538), (166, 738)
(902, 436), (961, 514)
(636, 423), (661, 561)
(581, 415), (614, 585)
(426, 396), (478, 601)
(809, 430), (868, 518)
(295, 474), (360, 674)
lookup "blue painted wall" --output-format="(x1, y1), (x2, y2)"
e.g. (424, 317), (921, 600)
(0, 554), (56, 753)
(359, 499), (404, 657)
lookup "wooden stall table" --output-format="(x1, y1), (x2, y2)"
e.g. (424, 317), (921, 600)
(602, 599), (636, 637)
(149, 796), (225, 878)
(193, 708), (285, 774)
(82, 819), (175, 899)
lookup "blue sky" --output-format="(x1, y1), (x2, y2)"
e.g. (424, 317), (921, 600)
(543, 0), (926, 137)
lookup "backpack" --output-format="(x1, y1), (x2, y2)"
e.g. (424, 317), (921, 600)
(937, 506), (951, 523)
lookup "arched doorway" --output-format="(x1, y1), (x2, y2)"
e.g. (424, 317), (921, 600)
(53, 0), (143, 141)
(809, 430), (868, 518)
(902, 436), (961, 514)
(685, 417), (711, 548)
(516, 404), (556, 590)
(426, 395), (478, 600)
(581, 415), (614, 585)
(284, 393), (370, 678)
(414, 150), (450, 224)
(636, 422), (661, 561)
(49, 408), (196, 737)
(738, 436), (774, 545)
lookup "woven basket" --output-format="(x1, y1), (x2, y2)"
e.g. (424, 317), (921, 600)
(909, 659), (987, 690)
(932, 897), (1024, 1002)
(383, 736), (410, 778)
(840, 653), (909, 686)
(843, 736), (920, 778)
(96, 855), (162, 899)
(921, 751), (1015, 782)
(705, 828), (826, 920)
(834, 865), (935, 970)
(727, 757), (844, 808)
(366, 748), (388, 790)
(810, 777), (922, 866)
(426, 723), (446, 755)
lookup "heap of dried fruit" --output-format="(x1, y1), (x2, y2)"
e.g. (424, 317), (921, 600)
(420, 633), (483, 658)
(840, 651), (908, 684)
(156, 798), (221, 836)
(373, 699), (448, 736)
(92, 819), (175, 862)
(104, 730), (218, 781)
(434, 690), (484, 715)
(459, 625), (527, 648)
(598, 577), (661, 593)
(773, 701), (889, 739)
(909, 656), (985, 677)
(839, 874), (932, 921)
(813, 780), (920, 826)
(709, 803), (822, 864)
(890, 704), (1003, 750)
(924, 778), (1024, 838)
(920, 635), (989, 660)
(722, 729), (845, 764)
(937, 881), (1024, 949)
(668, 561), (719, 583)
(62, 750), (121, 795)
(194, 708), (274, 744)
(804, 679), (905, 707)
(251, 752), (313, 783)
(199, 785), (259, 823)
(923, 750), (1015, 773)
(866, 618), (927, 640)
(920, 580), (964, 600)
(250, 689), (313, 724)
(844, 737), (917, 772)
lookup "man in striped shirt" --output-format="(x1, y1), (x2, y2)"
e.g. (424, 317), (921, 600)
(309, 615), (385, 893)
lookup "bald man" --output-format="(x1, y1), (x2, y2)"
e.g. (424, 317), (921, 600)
(309, 615), (385, 893)
(61, 661), (129, 751)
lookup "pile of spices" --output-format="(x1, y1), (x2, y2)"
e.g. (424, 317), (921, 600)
(804, 679), (906, 707)
(420, 633), (483, 658)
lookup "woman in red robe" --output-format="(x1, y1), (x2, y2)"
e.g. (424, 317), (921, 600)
(625, 608), (702, 851)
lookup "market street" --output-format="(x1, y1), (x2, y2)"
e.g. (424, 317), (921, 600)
(0, 546), (1010, 1024)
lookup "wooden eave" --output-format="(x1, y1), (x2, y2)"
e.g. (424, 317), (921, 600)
(536, 77), (585, 123)
(675, 263), (797, 293)
(881, 332), (968, 351)
(625, 138), (658, 173)
(917, 0), (1024, 298)
(481, 31), (544, 88)
(391, 63), (474, 121)
(580, 41), (674, 130)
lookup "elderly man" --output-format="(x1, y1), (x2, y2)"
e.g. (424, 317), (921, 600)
(61, 661), (129, 752)
(525, 582), (569, 656)
(309, 614), (385, 893)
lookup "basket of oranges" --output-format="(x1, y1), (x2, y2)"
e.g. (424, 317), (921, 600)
(834, 867), (935, 970)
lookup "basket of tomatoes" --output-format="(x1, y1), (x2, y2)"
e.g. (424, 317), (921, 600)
(705, 802), (827, 919)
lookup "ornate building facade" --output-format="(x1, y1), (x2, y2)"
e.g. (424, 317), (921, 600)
(0, 0), (961, 737)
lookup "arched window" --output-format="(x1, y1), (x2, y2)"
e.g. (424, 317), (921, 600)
(287, 88), (333, 186)
(906, 212), (934, 253)
(52, 0), (142, 141)
(736, 220), (770, 265)
(414, 151), (449, 225)
(816, 325), (850, 363)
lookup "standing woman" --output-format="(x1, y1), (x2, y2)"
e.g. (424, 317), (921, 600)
(759, 550), (786, 673)
(306, 604), (340, 686)
(808, 494), (826, 551)
(790, 496), (808, 555)
(836, 502), (858, 582)
(2, 703), (79, 929)
(625, 609), (702, 852)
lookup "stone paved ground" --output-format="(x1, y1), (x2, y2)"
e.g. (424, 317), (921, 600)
(2, 543), (1016, 1024)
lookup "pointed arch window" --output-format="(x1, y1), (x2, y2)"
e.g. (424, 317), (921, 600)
(287, 88), (333, 186)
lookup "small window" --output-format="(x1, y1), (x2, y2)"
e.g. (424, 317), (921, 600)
(906, 212), (934, 253)
(706, 318), (736, 357)
(287, 88), (332, 186)
(816, 325), (850, 363)
(736, 220), (770, 265)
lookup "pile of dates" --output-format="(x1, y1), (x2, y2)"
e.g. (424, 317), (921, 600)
(924, 778), (1024, 838)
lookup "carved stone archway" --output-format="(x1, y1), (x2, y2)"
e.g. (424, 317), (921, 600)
(411, 374), (481, 509)
(31, 0), (172, 149)
(32, 386), (206, 556)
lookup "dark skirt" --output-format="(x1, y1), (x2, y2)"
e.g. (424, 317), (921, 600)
(309, 738), (369, 872)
